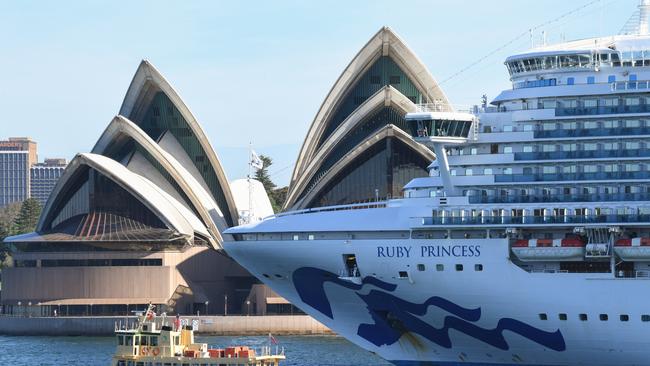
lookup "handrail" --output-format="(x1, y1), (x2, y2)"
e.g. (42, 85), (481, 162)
(269, 201), (388, 220)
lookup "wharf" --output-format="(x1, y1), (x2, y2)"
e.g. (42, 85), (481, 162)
(0, 315), (332, 336)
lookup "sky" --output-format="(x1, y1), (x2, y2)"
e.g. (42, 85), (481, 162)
(0, 0), (636, 186)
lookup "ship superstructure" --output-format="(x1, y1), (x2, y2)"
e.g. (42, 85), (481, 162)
(224, 2), (650, 365)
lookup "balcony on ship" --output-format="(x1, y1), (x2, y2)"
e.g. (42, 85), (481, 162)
(468, 192), (650, 204)
(513, 149), (650, 161)
(534, 126), (650, 138)
(417, 214), (650, 227)
(494, 171), (650, 183)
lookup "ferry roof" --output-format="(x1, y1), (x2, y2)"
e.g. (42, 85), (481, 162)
(505, 34), (650, 63)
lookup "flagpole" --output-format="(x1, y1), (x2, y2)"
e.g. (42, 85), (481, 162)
(248, 142), (253, 224)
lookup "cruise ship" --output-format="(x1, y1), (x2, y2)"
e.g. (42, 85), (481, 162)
(224, 2), (650, 365)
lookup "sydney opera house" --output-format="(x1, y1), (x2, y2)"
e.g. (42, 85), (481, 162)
(1, 26), (448, 316)
(285, 27), (449, 210)
(1, 61), (275, 316)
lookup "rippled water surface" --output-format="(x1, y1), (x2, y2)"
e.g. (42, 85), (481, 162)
(0, 335), (391, 366)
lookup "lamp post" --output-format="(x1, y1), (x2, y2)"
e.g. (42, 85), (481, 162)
(17, 301), (21, 317)
(205, 301), (209, 316)
(246, 300), (251, 316)
(224, 295), (228, 316)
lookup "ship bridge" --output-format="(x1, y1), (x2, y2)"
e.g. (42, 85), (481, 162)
(405, 107), (477, 195)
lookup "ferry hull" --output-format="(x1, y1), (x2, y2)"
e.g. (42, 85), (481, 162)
(224, 237), (650, 366)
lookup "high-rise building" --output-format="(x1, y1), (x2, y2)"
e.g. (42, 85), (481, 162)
(0, 137), (37, 207)
(30, 158), (67, 206)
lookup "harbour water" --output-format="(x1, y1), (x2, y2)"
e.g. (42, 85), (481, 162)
(0, 335), (391, 365)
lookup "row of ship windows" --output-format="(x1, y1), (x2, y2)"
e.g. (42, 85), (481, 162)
(448, 163), (650, 176)
(413, 263), (483, 272)
(494, 94), (650, 112)
(476, 118), (650, 134)
(452, 141), (648, 156)
(539, 313), (650, 322)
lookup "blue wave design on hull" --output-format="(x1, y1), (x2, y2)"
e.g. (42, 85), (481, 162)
(292, 267), (566, 352)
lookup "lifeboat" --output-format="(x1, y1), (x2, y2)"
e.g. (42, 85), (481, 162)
(512, 238), (585, 261)
(614, 238), (650, 261)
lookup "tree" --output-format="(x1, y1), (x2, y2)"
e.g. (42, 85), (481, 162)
(13, 198), (42, 235)
(0, 202), (22, 266)
(254, 155), (287, 212)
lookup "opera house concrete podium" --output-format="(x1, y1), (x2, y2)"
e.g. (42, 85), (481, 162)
(1, 61), (264, 316)
(285, 27), (449, 210)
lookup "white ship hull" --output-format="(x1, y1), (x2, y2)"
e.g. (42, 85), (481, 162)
(224, 206), (650, 366)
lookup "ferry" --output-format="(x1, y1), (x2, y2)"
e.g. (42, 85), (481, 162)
(112, 304), (285, 366)
(223, 1), (650, 365)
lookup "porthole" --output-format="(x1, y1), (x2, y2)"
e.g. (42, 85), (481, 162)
(398, 271), (409, 278)
(475, 264), (483, 271)
(455, 264), (464, 271)
(262, 274), (270, 279)
(417, 264), (426, 271)
(274, 274), (282, 278)
(539, 313), (547, 320)
(620, 314), (629, 322)
(436, 264), (444, 271)
(599, 314), (608, 321)
(579, 314), (588, 321)
(559, 313), (567, 321)
(642, 315), (650, 322)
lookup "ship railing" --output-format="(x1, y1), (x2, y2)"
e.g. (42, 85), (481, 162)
(417, 214), (650, 226)
(611, 80), (650, 91)
(270, 201), (387, 220)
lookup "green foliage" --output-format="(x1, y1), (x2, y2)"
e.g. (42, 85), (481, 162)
(13, 198), (42, 235)
(0, 202), (22, 266)
(254, 155), (287, 213)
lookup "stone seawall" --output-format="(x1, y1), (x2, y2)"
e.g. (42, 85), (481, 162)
(0, 315), (333, 336)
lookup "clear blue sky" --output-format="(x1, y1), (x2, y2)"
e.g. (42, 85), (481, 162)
(0, 0), (634, 186)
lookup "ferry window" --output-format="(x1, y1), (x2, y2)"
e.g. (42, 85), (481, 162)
(470, 148), (478, 155)
(630, 74), (638, 81)
(523, 145), (533, 153)
(483, 168), (493, 175)
(620, 314), (629, 322)
(150, 336), (158, 346)
(292, 235), (299, 241)
(455, 264), (463, 271)
(587, 76), (595, 84)
(600, 314), (609, 321)
(503, 125), (513, 132)
(136, 363), (144, 366)
(465, 169), (473, 176)
(140, 336), (148, 346)
(583, 121), (598, 129)
(567, 77), (575, 85)
(474, 264), (483, 271)
(503, 168), (513, 175)
(503, 146), (513, 154)
(539, 313), (547, 320)
(308, 234), (315, 240)
(450, 169), (457, 176)
(118, 362), (126, 366)
(579, 314), (588, 321)
(174, 336), (180, 345)
(642, 315), (650, 322)
(490, 144), (498, 154)
(608, 75), (616, 83)
(603, 120), (618, 128)
(398, 271), (409, 278)
(436, 264), (444, 271)
(559, 313), (567, 321)
(625, 119), (641, 128)
(626, 97), (640, 106)
(417, 264), (425, 271)
(542, 100), (557, 109)
(118, 335), (124, 346)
